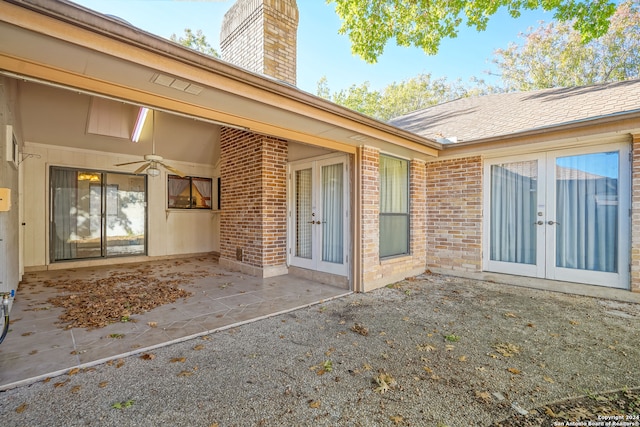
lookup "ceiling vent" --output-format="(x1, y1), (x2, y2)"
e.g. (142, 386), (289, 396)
(151, 74), (203, 95)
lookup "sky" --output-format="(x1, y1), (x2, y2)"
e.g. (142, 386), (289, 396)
(70, 0), (554, 95)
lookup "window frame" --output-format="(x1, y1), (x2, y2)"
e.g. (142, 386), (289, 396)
(379, 154), (410, 258)
(167, 174), (213, 210)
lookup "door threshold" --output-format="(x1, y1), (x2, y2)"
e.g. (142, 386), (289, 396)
(288, 266), (350, 290)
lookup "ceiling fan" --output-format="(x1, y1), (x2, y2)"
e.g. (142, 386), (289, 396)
(115, 109), (186, 177)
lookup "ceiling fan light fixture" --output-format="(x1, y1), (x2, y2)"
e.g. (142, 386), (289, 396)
(147, 166), (161, 177)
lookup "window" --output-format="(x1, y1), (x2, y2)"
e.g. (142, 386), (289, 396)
(168, 175), (212, 209)
(379, 155), (409, 257)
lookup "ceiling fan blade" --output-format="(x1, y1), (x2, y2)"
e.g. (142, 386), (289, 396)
(134, 162), (151, 174)
(114, 160), (147, 167)
(160, 162), (186, 178)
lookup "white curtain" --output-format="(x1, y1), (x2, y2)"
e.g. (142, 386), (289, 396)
(295, 169), (312, 259)
(168, 176), (190, 207)
(322, 164), (343, 264)
(555, 153), (618, 273)
(193, 179), (212, 208)
(52, 168), (79, 260)
(380, 156), (408, 213)
(379, 155), (409, 257)
(490, 162), (537, 264)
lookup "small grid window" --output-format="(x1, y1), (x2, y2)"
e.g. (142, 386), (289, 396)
(168, 175), (212, 209)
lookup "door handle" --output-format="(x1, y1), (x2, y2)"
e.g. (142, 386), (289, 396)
(547, 220), (560, 225)
(534, 221), (544, 225)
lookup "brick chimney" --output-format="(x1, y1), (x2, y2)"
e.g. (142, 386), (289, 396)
(220, 0), (299, 86)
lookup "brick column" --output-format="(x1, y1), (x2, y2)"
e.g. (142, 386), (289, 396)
(359, 146), (381, 285)
(219, 127), (288, 277)
(409, 159), (427, 264)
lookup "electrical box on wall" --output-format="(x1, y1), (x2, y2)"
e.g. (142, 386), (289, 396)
(0, 188), (11, 211)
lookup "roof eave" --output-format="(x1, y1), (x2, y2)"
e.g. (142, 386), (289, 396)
(6, 0), (442, 154)
(441, 109), (640, 154)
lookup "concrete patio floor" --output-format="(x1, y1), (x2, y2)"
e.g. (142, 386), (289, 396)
(0, 256), (350, 390)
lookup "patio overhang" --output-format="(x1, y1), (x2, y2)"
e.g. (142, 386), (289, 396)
(0, 0), (440, 160)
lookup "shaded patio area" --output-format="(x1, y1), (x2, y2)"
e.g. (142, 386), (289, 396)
(0, 256), (350, 390)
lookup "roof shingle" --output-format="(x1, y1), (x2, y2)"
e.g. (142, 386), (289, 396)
(388, 79), (640, 143)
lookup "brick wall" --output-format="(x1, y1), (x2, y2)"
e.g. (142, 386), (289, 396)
(631, 137), (640, 292)
(219, 127), (288, 274)
(359, 147), (428, 291)
(220, 0), (299, 85)
(425, 156), (482, 273)
(359, 146), (381, 285)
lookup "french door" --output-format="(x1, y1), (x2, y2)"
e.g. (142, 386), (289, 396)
(484, 144), (630, 289)
(288, 155), (349, 276)
(50, 167), (147, 261)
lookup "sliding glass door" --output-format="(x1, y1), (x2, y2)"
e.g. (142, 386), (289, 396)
(51, 167), (146, 262)
(484, 145), (629, 289)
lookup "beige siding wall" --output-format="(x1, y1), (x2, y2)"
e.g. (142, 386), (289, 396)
(21, 143), (217, 269)
(0, 77), (20, 295)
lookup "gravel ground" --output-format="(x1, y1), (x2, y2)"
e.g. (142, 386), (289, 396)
(1, 272), (639, 427)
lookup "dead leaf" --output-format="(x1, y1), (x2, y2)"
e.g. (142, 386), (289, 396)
(171, 357), (187, 363)
(308, 400), (321, 409)
(71, 385), (82, 393)
(458, 355), (467, 362)
(475, 391), (492, 401)
(493, 343), (520, 357)
(140, 353), (156, 361)
(445, 344), (455, 351)
(147, 322), (158, 328)
(193, 344), (205, 351)
(351, 323), (369, 336)
(417, 343), (436, 352)
(507, 368), (522, 375)
(543, 376), (555, 383)
(67, 368), (80, 376)
(423, 366), (433, 374)
(44, 272), (192, 330)
(53, 380), (69, 388)
(362, 363), (373, 371)
(116, 360), (125, 369)
(569, 320), (580, 325)
(177, 370), (193, 377)
(15, 403), (28, 414)
(389, 414), (404, 425)
(98, 381), (109, 388)
(503, 312), (518, 318)
(373, 372), (397, 393)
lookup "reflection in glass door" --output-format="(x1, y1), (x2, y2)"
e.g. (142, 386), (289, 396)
(549, 151), (623, 285)
(289, 156), (349, 276)
(484, 145), (629, 289)
(51, 167), (147, 261)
